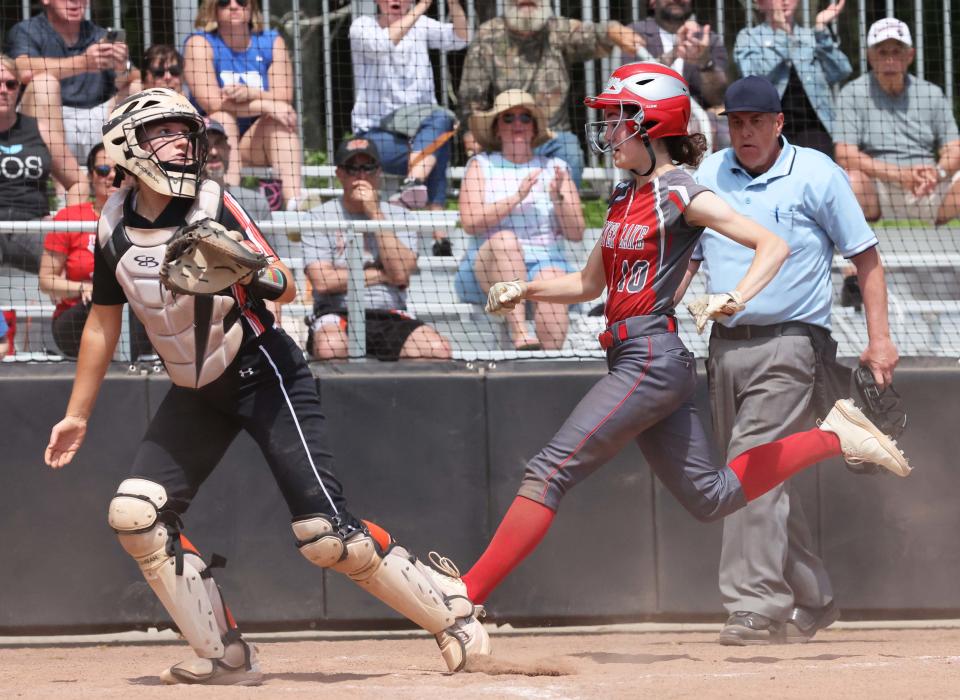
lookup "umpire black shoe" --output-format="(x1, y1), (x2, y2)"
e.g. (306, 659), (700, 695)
(718, 611), (785, 646)
(784, 602), (840, 643)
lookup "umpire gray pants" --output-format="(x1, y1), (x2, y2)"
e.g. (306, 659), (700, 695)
(709, 333), (833, 621)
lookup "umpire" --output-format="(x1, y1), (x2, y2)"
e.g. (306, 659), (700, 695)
(684, 76), (899, 645)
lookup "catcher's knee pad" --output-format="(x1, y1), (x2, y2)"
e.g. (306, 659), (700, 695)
(108, 479), (234, 659)
(293, 515), (455, 634)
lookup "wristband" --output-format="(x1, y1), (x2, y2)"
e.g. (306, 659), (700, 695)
(248, 266), (287, 301)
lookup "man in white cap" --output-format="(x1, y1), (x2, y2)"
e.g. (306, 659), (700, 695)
(835, 18), (960, 224)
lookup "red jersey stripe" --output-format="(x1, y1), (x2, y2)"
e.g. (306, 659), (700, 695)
(224, 191), (275, 258)
(232, 282), (265, 336)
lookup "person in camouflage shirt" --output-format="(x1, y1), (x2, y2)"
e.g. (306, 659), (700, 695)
(458, 0), (646, 185)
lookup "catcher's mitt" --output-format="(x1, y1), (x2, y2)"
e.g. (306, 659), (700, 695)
(160, 218), (268, 295)
(848, 366), (907, 475)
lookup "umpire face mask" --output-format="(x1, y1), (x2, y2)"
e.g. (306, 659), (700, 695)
(504, 0), (552, 35)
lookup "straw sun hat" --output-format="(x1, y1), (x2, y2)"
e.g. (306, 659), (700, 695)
(468, 89), (555, 152)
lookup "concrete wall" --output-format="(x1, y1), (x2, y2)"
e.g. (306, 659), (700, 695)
(1, 361), (957, 633)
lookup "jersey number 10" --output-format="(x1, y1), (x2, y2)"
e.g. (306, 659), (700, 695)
(616, 259), (649, 293)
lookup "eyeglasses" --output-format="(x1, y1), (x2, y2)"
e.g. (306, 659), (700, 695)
(0, 79), (19, 91)
(500, 113), (533, 125)
(149, 65), (182, 78)
(92, 165), (114, 178)
(342, 163), (379, 175)
(216, 0), (249, 7)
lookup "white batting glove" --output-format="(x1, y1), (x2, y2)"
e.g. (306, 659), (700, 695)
(686, 290), (745, 334)
(485, 280), (526, 315)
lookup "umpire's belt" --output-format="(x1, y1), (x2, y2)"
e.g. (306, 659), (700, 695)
(711, 321), (812, 341)
(599, 315), (677, 349)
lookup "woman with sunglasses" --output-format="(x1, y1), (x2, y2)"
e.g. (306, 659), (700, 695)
(184, 0), (303, 210)
(0, 55), (81, 273)
(456, 89), (584, 351)
(38, 144), (115, 357)
(38, 144), (153, 359)
(427, 64), (909, 648)
(141, 44), (184, 93)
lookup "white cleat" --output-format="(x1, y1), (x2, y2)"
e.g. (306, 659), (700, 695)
(428, 552), (492, 672)
(819, 399), (911, 477)
(159, 641), (263, 686)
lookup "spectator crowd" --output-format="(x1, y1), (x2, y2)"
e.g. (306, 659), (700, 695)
(0, 0), (957, 361)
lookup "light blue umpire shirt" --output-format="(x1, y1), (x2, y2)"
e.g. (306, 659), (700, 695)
(692, 137), (878, 330)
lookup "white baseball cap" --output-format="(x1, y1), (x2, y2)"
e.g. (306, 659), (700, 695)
(867, 18), (912, 48)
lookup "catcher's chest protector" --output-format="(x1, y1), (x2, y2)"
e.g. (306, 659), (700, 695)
(98, 181), (244, 389)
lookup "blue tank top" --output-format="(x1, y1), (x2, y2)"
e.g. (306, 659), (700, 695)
(189, 29), (277, 135)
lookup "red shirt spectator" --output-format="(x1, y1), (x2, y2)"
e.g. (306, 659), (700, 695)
(44, 201), (97, 318)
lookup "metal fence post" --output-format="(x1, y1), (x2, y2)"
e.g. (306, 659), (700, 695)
(344, 228), (367, 359)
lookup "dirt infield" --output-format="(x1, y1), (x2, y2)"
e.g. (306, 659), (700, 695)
(2, 623), (959, 699)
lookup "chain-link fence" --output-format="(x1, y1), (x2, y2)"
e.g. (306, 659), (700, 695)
(0, 0), (957, 363)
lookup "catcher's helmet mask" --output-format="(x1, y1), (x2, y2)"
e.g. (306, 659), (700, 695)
(103, 88), (209, 198)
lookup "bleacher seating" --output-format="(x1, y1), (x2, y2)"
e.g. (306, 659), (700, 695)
(7, 222), (960, 362)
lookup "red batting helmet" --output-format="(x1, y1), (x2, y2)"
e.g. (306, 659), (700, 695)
(584, 62), (692, 140)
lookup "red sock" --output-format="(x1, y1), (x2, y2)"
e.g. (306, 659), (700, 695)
(462, 496), (555, 604)
(729, 427), (841, 501)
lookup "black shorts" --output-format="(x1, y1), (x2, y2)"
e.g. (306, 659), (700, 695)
(129, 328), (347, 519)
(309, 309), (424, 361)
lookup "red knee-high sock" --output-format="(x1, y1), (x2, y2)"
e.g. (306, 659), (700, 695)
(462, 496), (555, 604)
(729, 427), (841, 501)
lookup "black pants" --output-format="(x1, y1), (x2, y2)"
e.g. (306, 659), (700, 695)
(129, 329), (348, 519)
(52, 303), (88, 358)
(0, 208), (44, 273)
(52, 304), (154, 360)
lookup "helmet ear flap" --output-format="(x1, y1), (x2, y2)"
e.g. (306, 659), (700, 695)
(626, 118), (640, 132)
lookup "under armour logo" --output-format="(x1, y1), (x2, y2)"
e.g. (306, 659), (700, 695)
(134, 255), (159, 267)
(239, 367), (256, 377)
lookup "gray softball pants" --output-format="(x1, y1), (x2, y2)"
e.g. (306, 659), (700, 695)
(517, 327), (748, 521)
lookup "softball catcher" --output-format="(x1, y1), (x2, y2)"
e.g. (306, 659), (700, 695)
(44, 89), (487, 685)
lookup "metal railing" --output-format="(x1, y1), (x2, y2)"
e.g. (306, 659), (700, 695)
(0, 213), (458, 361)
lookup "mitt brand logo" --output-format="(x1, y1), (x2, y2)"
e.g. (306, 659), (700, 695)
(134, 255), (159, 267)
(239, 367), (256, 377)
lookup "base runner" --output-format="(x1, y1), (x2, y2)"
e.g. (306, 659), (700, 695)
(425, 63), (910, 649)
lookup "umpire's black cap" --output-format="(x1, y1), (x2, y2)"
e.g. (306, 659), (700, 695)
(719, 76), (783, 115)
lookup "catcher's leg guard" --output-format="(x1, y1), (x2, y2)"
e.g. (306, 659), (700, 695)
(108, 478), (261, 685)
(293, 515), (472, 671)
(426, 552), (492, 665)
